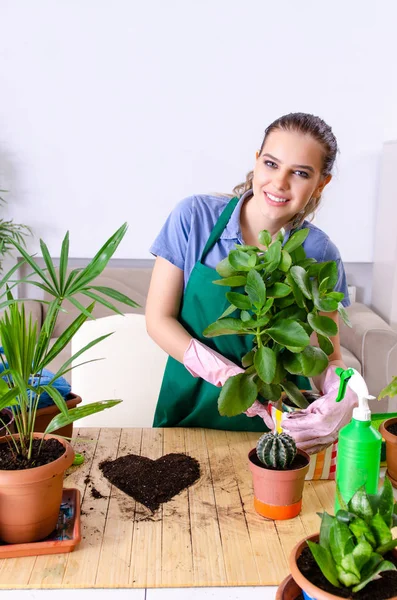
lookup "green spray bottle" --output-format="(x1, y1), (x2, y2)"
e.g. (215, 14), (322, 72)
(334, 367), (382, 512)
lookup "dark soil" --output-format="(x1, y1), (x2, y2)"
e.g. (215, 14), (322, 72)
(0, 438), (65, 470)
(0, 410), (12, 427)
(386, 422), (397, 436)
(250, 451), (308, 471)
(297, 544), (397, 599)
(99, 452), (201, 512)
(91, 486), (106, 499)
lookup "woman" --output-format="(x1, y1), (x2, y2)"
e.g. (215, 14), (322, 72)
(146, 112), (357, 453)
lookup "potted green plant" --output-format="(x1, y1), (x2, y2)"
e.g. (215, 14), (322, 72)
(0, 223), (139, 544)
(379, 377), (397, 488)
(203, 228), (350, 418)
(249, 430), (310, 520)
(289, 478), (397, 599)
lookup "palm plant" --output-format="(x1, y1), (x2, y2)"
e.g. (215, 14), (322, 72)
(0, 223), (139, 461)
(0, 190), (31, 271)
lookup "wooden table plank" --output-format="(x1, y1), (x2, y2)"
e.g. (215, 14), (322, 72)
(129, 428), (163, 587)
(185, 428), (227, 586)
(205, 429), (259, 586)
(62, 428), (121, 587)
(226, 430), (289, 584)
(161, 427), (193, 586)
(95, 428), (143, 587)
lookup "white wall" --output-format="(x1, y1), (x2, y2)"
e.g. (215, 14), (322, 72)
(0, 0), (396, 263)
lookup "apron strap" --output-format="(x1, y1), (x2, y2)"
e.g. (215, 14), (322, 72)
(200, 196), (240, 263)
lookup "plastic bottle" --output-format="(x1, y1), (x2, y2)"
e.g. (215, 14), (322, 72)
(334, 368), (382, 512)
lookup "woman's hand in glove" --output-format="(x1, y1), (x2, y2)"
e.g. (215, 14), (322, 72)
(183, 339), (244, 386)
(282, 365), (358, 454)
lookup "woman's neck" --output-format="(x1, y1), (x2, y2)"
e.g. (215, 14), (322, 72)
(240, 192), (289, 246)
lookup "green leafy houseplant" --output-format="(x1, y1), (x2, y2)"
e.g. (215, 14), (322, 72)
(203, 228), (350, 417)
(306, 478), (397, 593)
(0, 223), (139, 462)
(379, 377), (397, 401)
(0, 190), (31, 272)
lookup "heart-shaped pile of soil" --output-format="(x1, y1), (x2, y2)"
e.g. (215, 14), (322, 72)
(99, 452), (200, 512)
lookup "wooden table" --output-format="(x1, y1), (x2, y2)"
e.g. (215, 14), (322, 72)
(0, 427), (336, 589)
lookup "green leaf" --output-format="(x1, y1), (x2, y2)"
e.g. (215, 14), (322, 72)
(203, 318), (245, 337)
(319, 261), (338, 291)
(240, 310), (251, 322)
(338, 302), (352, 327)
(218, 373), (258, 417)
(379, 376), (397, 400)
(314, 296), (339, 312)
(216, 257), (238, 278)
(225, 292), (252, 310)
(45, 400), (122, 434)
(329, 519), (355, 565)
(307, 313), (338, 337)
(290, 266), (312, 299)
(307, 541), (340, 588)
(351, 538), (373, 572)
(266, 283), (291, 298)
(59, 231), (69, 294)
(281, 380), (309, 408)
(349, 486), (374, 522)
(265, 319), (310, 348)
(370, 513), (392, 547)
(229, 250), (256, 271)
(328, 291), (345, 301)
(319, 512), (335, 551)
(282, 351), (302, 375)
(89, 286), (140, 309)
(257, 381), (282, 402)
(40, 385), (69, 418)
(317, 333), (334, 356)
(254, 347), (276, 384)
(241, 350), (254, 367)
(272, 306), (306, 324)
(378, 476), (394, 527)
(283, 228), (310, 253)
(8, 239), (57, 294)
(40, 239), (60, 294)
(262, 241), (282, 272)
(245, 270), (266, 308)
(258, 230), (272, 247)
(352, 559), (396, 593)
(213, 275), (247, 287)
(299, 346), (329, 377)
(260, 298), (274, 315)
(218, 304), (238, 319)
(279, 250), (292, 272)
(349, 517), (377, 548)
(286, 272), (306, 308)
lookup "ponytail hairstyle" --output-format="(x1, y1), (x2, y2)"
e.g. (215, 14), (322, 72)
(232, 113), (338, 227)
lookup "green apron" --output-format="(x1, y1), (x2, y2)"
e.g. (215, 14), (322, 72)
(153, 196), (309, 431)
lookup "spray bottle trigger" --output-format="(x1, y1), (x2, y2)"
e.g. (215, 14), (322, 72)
(335, 367), (355, 402)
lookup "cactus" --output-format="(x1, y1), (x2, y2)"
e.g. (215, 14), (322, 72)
(256, 431), (297, 469)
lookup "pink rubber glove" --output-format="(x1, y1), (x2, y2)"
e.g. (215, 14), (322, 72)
(244, 399), (275, 430)
(282, 365), (358, 454)
(183, 339), (244, 386)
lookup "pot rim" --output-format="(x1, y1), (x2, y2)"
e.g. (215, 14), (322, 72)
(248, 447), (310, 472)
(380, 418), (397, 442)
(0, 432), (75, 482)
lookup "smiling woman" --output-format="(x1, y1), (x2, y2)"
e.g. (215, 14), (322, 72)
(145, 112), (353, 451)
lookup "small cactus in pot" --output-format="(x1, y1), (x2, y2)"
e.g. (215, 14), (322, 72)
(256, 431), (297, 470)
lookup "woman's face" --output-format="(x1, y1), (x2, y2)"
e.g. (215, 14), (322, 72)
(252, 129), (331, 227)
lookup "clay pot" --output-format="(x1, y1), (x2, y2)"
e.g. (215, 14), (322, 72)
(34, 393), (82, 438)
(380, 418), (397, 488)
(0, 432), (75, 544)
(248, 447), (310, 520)
(290, 533), (397, 600)
(0, 408), (15, 436)
(276, 575), (303, 599)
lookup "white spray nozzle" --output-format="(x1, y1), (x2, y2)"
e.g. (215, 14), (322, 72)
(335, 367), (375, 421)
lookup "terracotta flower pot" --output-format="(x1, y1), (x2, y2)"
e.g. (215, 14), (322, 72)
(380, 418), (397, 488)
(34, 393), (82, 438)
(290, 533), (397, 600)
(0, 408), (15, 436)
(276, 574), (303, 599)
(0, 432), (75, 544)
(248, 447), (310, 520)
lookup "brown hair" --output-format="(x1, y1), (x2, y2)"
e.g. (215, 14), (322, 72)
(232, 112), (338, 226)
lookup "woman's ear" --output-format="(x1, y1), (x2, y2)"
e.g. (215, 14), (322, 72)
(315, 173), (332, 196)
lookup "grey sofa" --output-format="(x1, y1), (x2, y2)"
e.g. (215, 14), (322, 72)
(15, 267), (397, 413)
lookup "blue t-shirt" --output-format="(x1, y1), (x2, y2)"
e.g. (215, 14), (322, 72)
(150, 192), (350, 307)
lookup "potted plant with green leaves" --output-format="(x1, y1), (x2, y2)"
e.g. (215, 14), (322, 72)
(249, 430), (310, 520)
(288, 478), (397, 600)
(379, 377), (397, 488)
(0, 223), (139, 544)
(203, 227), (350, 419)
